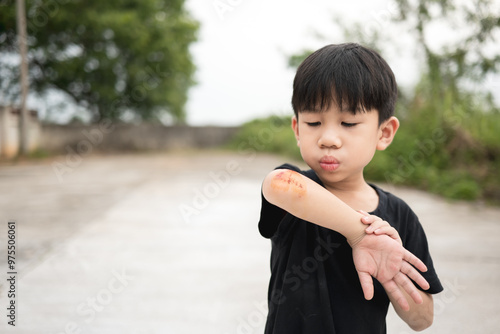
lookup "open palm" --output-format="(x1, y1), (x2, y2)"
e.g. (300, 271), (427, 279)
(352, 233), (430, 311)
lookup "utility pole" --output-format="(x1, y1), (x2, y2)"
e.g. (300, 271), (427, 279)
(16, 0), (29, 155)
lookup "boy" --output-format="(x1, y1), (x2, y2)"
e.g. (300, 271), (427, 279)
(259, 43), (443, 333)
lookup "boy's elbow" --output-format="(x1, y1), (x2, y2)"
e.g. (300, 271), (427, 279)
(409, 314), (433, 332)
(262, 169), (307, 205)
(262, 169), (287, 205)
(407, 298), (434, 332)
(262, 170), (278, 204)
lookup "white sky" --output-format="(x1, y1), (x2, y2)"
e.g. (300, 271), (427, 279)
(184, 0), (422, 125)
(184, 0), (500, 126)
(17, 0), (500, 124)
(24, 0), (415, 124)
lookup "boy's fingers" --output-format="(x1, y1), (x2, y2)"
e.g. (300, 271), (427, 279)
(357, 271), (374, 300)
(373, 226), (394, 235)
(358, 210), (380, 226)
(362, 216), (388, 232)
(373, 226), (402, 243)
(360, 215), (373, 225)
(403, 249), (428, 273)
(366, 220), (383, 230)
(394, 272), (424, 305)
(401, 261), (430, 291)
(383, 279), (410, 311)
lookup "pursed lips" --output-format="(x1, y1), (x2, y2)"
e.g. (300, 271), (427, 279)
(319, 156), (340, 171)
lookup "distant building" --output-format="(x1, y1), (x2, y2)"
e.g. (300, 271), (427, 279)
(0, 105), (40, 158)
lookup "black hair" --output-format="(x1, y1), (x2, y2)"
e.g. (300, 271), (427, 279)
(291, 43), (397, 124)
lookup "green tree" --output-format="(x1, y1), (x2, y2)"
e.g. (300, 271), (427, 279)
(389, 0), (499, 112)
(0, 0), (199, 123)
(284, 0), (500, 201)
(290, 0), (500, 94)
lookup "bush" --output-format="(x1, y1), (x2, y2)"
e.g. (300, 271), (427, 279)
(226, 115), (301, 160)
(229, 100), (500, 204)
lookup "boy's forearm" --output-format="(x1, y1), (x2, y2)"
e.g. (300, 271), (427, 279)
(390, 289), (434, 331)
(262, 169), (366, 244)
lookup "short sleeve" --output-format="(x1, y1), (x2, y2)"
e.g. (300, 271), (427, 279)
(258, 164), (301, 239)
(371, 186), (443, 295)
(403, 210), (444, 294)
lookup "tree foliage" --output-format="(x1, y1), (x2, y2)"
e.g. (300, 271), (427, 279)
(281, 0), (500, 202)
(0, 0), (199, 122)
(391, 0), (499, 103)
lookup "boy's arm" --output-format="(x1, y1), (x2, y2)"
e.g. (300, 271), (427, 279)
(362, 206), (436, 329)
(262, 169), (429, 311)
(390, 288), (434, 331)
(263, 169), (367, 243)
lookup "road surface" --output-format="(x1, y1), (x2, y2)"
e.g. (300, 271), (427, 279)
(0, 151), (498, 333)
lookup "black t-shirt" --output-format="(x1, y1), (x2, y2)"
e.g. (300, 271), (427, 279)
(259, 164), (443, 334)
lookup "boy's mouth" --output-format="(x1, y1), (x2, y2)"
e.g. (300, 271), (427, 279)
(319, 156), (340, 171)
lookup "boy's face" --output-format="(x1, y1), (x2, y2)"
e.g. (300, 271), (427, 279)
(292, 104), (398, 187)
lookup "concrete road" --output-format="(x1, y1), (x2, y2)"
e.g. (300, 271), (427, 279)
(0, 151), (498, 333)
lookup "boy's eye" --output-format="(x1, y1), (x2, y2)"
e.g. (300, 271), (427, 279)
(341, 122), (358, 127)
(306, 122), (321, 127)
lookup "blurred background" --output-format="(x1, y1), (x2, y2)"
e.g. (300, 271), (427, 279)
(0, 0), (499, 333)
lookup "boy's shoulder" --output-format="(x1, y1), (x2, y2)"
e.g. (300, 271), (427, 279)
(368, 184), (427, 247)
(369, 184), (416, 218)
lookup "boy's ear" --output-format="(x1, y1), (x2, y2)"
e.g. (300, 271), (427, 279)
(291, 116), (300, 146)
(376, 116), (399, 151)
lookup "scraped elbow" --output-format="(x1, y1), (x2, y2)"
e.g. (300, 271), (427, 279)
(262, 169), (307, 205)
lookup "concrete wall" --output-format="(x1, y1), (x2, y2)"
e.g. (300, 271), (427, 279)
(0, 106), (40, 158)
(40, 122), (240, 153)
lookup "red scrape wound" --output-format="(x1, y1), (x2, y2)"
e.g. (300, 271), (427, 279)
(271, 170), (307, 197)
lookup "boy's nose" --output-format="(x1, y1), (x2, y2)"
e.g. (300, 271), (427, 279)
(318, 129), (342, 149)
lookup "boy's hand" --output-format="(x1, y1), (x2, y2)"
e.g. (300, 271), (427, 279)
(350, 231), (430, 311)
(358, 210), (401, 245)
